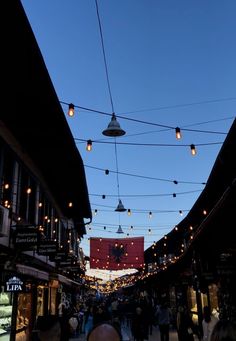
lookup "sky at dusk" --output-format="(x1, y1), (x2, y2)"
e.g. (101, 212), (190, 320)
(20, 0), (236, 280)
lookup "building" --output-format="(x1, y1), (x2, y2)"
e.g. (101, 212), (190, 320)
(0, 1), (91, 340)
(144, 118), (236, 325)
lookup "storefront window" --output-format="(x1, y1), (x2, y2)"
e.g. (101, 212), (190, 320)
(187, 286), (198, 323)
(16, 292), (31, 341)
(49, 287), (57, 315)
(209, 284), (219, 318)
(37, 286), (44, 316)
(0, 289), (12, 340)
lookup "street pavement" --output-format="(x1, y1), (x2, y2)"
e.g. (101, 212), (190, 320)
(69, 324), (180, 341)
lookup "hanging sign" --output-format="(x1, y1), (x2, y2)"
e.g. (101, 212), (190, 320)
(37, 240), (57, 255)
(49, 252), (72, 262)
(5, 276), (24, 292)
(14, 226), (38, 250)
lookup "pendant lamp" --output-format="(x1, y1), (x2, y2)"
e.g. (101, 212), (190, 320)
(116, 225), (124, 234)
(115, 199), (127, 212)
(102, 113), (126, 137)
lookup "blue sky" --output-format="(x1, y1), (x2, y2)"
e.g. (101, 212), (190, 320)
(21, 0), (236, 278)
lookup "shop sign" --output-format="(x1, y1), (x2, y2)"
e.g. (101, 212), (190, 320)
(14, 227), (38, 250)
(201, 272), (214, 280)
(49, 252), (74, 262)
(37, 240), (57, 255)
(49, 252), (68, 262)
(5, 276), (24, 292)
(57, 260), (73, 267)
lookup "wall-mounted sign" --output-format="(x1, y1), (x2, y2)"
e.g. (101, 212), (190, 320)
(5, 276), (24, 292)
(37, 240), (57, 255)
(14, 227), (38, 250)
(49, 252), (68, 262)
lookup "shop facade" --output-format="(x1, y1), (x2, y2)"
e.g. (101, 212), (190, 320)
(1, 1), (91, 340)
(144, 118), (236, 328)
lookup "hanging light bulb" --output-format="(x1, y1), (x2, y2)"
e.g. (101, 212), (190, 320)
(149, 211), (152, 219)
(116, 225), (124, 233)
(190, 144), (197, 156)
(68, 103), (75, 117)
(102, 113), (126, 137)
(86, 139), (92, 151)
(175, 127), (182, 139)
(127, 209), (131, 216)
(115, 199), (126, 212)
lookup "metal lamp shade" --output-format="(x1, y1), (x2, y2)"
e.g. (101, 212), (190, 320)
(102, 113), (126, 137)
(116, 225), (124, 234)
(115, 199), (126, 212)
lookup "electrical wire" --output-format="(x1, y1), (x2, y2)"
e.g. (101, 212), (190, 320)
(95, 0), (114, 113)
(61, 100), (233, 135)
(121, 98), (236, 115)
(84, 164), (206, 185)
(91, 203), (190, 213)
(75, 137), (223, 148)
(89, 189), (202, 198)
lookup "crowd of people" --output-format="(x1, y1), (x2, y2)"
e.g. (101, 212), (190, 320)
(34, 291), (236, 341)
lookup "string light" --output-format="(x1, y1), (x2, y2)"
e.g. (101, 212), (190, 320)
(86, 139), (92, 151)
(62, 99), (230, 135)
(175, 127), (182, 139)
(75, 137), (222, 152)
(91, 205), (189, 215)
(68, 103), (75, 117)
(85, 164), (206, 185)
(190, 144), (197, 156)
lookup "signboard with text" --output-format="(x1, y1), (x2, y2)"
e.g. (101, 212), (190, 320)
(37, 240), (58, 255)
(5, 276), (24, 292)
(13, 227), (38, 250)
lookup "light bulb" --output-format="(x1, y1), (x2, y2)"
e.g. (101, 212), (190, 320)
(68, 103), (75, 117)
(175, 127), (182, 139)
(86, 139), (92, 151)
(190, 144), (196, 156)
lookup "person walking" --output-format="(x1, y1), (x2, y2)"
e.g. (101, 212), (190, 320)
(84, 305), (94, 338)
(131, 306), (147, 341)
(156, 301), (172, 341)
(202, 306), (219, 341)
(176, 305), (195, 341)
